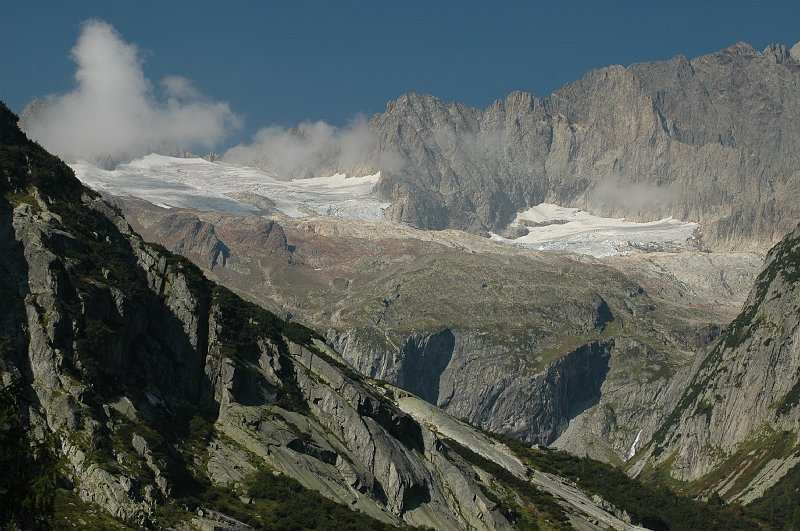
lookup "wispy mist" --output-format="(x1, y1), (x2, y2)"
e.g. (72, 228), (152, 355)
(588, 176), (676, 215)
(21, 20), (241, 165)
(224, 116), (403, 179)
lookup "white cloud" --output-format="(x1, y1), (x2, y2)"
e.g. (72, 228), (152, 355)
(224, 115), (396, 179)
(22, 19), (241, 164)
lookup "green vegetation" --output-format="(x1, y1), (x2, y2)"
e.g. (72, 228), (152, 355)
(745, 461), (800, 529)
(244, 468), (397, 530)
(0, 136), (84, 204)
(283, 320), (321, 347)
(72, 318), (118, 395)
(211, 285), (287, 354)
(146, 240), (210, 294)
(695, 399), (715, 424)
(4, 190), (41, 212)
(48, 197), (147, 300)
(775, 371), (800, 416)
(304, 341), (365, 382)
(49, 489), (134, 530)
(497, 435), (765, 531)
(533, 319), (620, 371)
(73, 397), (406, 531)
(155, 465), (409, 530)
(663, 430), (798, 502)
(443, 438), (571, 530)
(724, 230), (800, 351)
(211, 285), (308, 412)
(0, 381), (61, 529)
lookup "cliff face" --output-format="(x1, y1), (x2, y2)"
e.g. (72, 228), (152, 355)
(329, 328), (614, 445)
(0, 103), (649, 530)
(631, 223), (800, 502)
(368, 42), (800, 248)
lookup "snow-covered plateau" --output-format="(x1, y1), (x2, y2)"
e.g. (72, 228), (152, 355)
(72, 155), (699, 258)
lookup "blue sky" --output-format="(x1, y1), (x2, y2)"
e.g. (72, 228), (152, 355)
(2, 1), (799, 148)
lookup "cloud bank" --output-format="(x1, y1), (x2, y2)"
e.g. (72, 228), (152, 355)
(22, 20), (240, 165)
(223, 117), (402, 179)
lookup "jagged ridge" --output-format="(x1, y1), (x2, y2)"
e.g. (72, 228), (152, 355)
(368, 42), (800, 249)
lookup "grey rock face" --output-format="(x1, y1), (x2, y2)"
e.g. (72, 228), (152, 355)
(554, 336), (697, 464)
(633, 223), (800, 500)
(129, 206), (291, 272)
(329, 328), (456, 404)
(271, 42), (799, 249)
(154, 212), (231, 269)
(330, 327), (613, 445)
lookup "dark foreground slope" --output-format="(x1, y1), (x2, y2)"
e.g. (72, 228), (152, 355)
(0, 101), (773, 530)
(0, 103), (429, 529)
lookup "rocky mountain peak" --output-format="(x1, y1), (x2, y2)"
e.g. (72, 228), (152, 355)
(364, 41), (800, 248)
(718, 40), (760, 57)
(764, 43), (792, 64)
(385, 92), (444, 112)
(791, 41), (800, 62)
(502, 90), (540, 107)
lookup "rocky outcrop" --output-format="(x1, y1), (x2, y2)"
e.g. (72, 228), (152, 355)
(631, 223), (800, 501)
(119, 203), (293, 283)
(147, 212), (231, 270)
(553, 336), (697, 465)
(124, 207), (292, 272)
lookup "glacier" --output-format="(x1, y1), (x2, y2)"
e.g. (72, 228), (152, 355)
(71, 154), (389, 221)
(490, 204), (699, 258)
